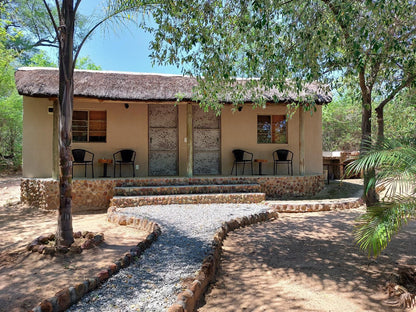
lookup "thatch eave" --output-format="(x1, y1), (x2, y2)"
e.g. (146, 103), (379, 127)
(14, 67), (332, 104)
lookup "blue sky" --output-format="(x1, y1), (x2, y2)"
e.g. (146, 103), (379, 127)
(70, 1), (181, 74)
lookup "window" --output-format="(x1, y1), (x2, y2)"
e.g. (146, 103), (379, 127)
(257, 115), (287, 144)
(73, 110), (107, 142)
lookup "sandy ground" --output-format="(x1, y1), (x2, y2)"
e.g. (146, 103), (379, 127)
(0, 174), (148, 312)
(198, 208), (416, 312)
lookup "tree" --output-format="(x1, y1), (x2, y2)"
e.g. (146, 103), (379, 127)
(323, 87), (416, 152)
(1, 0), (90, 63)
(0, 8), (22, 169)
(148, 0), (416, 206)
(40, 0), (149, 247)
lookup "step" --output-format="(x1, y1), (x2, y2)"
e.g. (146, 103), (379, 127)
(110, 192), (266, 208)
(115, 176), (259, 187)
(114, 183), (262, 196)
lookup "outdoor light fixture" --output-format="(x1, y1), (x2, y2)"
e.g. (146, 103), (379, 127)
(124, 103), (129, 109)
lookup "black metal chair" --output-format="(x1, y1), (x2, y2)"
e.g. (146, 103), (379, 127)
(113, 149), (136, 177)
(231, 149), (253, 175)
(273, 149), (293, 175)
(72, 149), (94, 178)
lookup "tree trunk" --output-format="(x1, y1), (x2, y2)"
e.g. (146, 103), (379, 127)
(360, 78), (378, 207)
(375, 105), (384, 143)
(56, 0), (75, 247)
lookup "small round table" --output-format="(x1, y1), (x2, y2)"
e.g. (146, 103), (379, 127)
(254, 159), (268, 175)
(98, 159), (113, 178)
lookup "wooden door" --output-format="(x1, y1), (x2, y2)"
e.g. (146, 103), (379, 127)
(193, 106), (221, 175)
(149, 104), (178, 176)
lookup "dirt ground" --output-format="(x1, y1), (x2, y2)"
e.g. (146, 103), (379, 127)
(0, 173), (148, 312)
(199, 204), (416, 311)
(2, 174), (414, 312)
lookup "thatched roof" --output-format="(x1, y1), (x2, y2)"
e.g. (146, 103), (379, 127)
(14, 67), (332, 104)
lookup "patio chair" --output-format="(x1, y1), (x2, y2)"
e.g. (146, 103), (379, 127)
(113, 149), (136, 177)
(273, 149), (293, 175)
(72, 149), (94, 178)
(231, 149), (253, 176)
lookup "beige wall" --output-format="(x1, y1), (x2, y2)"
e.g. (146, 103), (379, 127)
(221, 104), (322, 175)
(303, 106), (323, 174)
(22, 97), (323, 178)
(22, 97), (54, 178)
(72, 99), (148, 177)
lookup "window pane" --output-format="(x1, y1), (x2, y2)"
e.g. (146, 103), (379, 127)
(272, 115), (287, 144)
(72, 111), (88, 142)
(257, 115), (271, 143)
(72, 110), (107, 143)
(89, 111), (106, 142)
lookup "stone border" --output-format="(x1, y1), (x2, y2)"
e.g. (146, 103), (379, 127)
(30, 208), (161, 312)
(266, 197), (364, 213)
(167, 210), (280, 312)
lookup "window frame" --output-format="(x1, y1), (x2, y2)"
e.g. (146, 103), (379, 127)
(72, 110), (107, 143)
(257, 114), (288, 144)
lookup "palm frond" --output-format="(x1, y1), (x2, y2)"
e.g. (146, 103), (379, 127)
(346, 138), (416, 199)
(354, 199), (416, 257)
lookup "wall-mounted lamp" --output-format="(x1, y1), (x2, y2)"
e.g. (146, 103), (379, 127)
(238, 105), (243, 112)
(124, 103), (129, 109)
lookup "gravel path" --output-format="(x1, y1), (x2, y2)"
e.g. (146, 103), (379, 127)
(67, 203), (270, 312)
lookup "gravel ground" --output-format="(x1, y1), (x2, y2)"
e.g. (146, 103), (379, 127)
(67, 203), (270, 312)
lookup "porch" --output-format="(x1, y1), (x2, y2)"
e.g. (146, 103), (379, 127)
(21, 174), (325, 212)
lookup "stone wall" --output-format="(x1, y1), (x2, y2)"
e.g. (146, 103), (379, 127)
(21, 174), (324, 212)
(21, 179), (115, 212)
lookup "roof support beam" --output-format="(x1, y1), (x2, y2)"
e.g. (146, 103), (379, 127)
(186, 103), (193, 177)
(299, 108), (305, 176)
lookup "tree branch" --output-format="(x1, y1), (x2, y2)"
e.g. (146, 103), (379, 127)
(375, 73), (416, 113)
(42, 0), (59, 38)
(74, 0), (82, 14)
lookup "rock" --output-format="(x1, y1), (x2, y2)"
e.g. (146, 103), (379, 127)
(42, 247), (56, 256)
(56, 246), (69, 254)
(81, 239), (94, 250)
(69, 245), (82, 254)
(55, 288), (71, 311)
(93, 234), (104, 244)
(38, 235), (50, 244)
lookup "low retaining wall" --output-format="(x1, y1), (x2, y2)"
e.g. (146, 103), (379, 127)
(21, 175), (324, 212)
(267, 197), (364, 213)
(21, 179), (116, 212)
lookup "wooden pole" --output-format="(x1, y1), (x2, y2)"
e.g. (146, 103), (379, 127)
(187, 103), (193, 177)
(299, 108), (305, 176)
(52, 100), (59, 179)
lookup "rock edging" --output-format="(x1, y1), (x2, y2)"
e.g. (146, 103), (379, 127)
(266, 197), (364, 213)
(30, 207), (161, 312)
(167, 210), (279, 312)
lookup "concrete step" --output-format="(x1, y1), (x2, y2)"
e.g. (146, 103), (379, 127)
(114, 183), (262, 196)
(110, 192), (266, 208)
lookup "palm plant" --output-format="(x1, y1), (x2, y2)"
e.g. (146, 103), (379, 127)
(346, 139), (416, 258)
